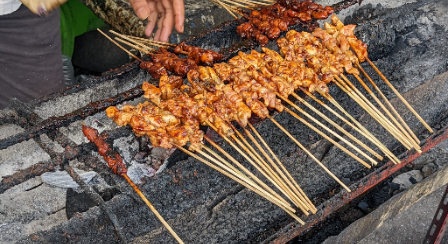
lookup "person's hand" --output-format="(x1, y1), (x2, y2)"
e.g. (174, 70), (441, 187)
(20, 0), (68, 16)
(130, 0), (185, 42)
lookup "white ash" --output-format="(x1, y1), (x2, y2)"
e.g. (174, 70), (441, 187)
(127, 161), (157, 184)
(41, 170), (97, 190)
(127, 147), (176, 184)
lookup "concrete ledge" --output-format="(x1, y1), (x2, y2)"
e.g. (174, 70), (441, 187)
(323, 141), (448, 244)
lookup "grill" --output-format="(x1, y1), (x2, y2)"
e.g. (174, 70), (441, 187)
(1, 0), (448, 243)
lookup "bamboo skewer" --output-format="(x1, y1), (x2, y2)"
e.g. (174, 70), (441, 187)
(290, 92), (383, 161)
(333, 76), (416, 151)
(97, 28), (143, 62)
(344, 73), (419, 149)
(228, 129), (302, 209)
(281, 107), (371, 169)
(356, 63), (420, 144)
(352, 73), (419, 145)
(128, 36), (175, 47)
(301, 88), (401, 164)
(321, 92), (401, 164)
(123, 35), (187, 54)
(83, 124), (183, 243)
(176, 146), (304, 224)
(231, 123), (310, 213)
(200, 146), (251, 181)
(338, 75), (422, 152)
(232, 0), (270, 6)
(268, 116), (351, 192)
(276, 93), (375, 167)
(366, 58), (433, 133)
(220, 0), (259, 9)
(109, 30), (156, 52)
(240, 125), (311, 211)
(115, 37), (153, 55)
(203, 136), (292, 209)
(210, 0), (239, 19)
(135, 38), (177, 46)
(339, 75), (419, 152)
(223, 3), (250, 17)
(205, 121), (298, 208)
(197, 149), (296, 213)
(247, 123), (317, 213)
(123, 174), (184, 243)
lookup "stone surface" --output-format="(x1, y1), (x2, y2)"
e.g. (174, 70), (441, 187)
(323, 163), (448, 244)
(0, 124), (24, 140)
(392, 170), (424, 191)
(421, 163), (436, 178)
(0, 183), (67, 243)
(0, 140), (50, 178)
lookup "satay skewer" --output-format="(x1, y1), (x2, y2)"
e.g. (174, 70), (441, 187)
(240, 123), (315, 212)
(220, 0), (259, 9)
(109, 30), (157, 52)
(343, 73), (420, 148)
(205, 121), (300, 208)
(290, 92), (383, 161)
(195, 148), (295, 212)
(268, 116), (351, 192)
(128, 36), (176, 47)
(210, 0), (239, 19)
(366, 58), (433, 133)
(221, 2), (251, 17)
(115, 37), (154, 55)
(226, 126), (304, 209)
(320, 91), (401, 164)
(82, 124), (184, 244)
(207, 118), (309, 211)
(121, 35), (190, 54)
(97, 28), (143, 62)
(230, 123), (310, 212)
(123, 174), (184, 244)
(231, 0), (270, 7)
(352, 73), (420, 144)
(229, 124), (297, 200)
(355, 63), (420, 144)
(175, 145), (305, 224)
(337, 74), (422, 151)
(327, 15), (431, 134)
(280, 107), (371, 169)
(203, 136), (293, 209)
(235, 0), (273, 6)
(247, 123), (317, 213)
(276, 93), (375, 167)
(301, 88), (401, 164)
(333, 77), (415, 151)
(333, 76), (413, 150)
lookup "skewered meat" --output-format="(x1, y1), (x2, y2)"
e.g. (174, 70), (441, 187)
(236, 1), (334, 46)
(82, 124), (128, 176)
(108, 18), (377, 157)
(174, 42), (224, 66)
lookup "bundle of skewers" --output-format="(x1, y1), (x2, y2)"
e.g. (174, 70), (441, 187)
(95, 13), (433, 231)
